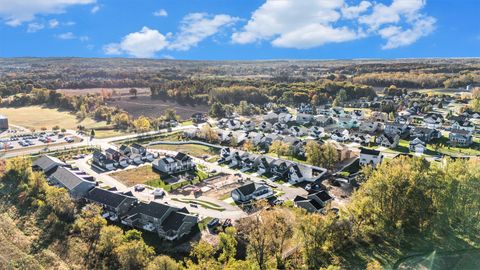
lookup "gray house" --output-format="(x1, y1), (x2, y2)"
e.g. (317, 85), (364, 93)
(32, 155), (66, 176)
(49, 167), (96, 199)
(231, 182), (274, 203)
(85, 187), (138, 219)
(448, 129), (473, 146)
(294, 191), (333, 213)
(152, 152), (194, 174)
(121, 201), (198, 241)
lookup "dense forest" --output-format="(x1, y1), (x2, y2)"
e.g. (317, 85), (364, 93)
(1, 156), (479, 269)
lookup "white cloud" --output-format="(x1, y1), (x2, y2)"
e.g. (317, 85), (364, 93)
(91, 5), (100, 14)
(232, 0), (436, 50)
(79, 35), (89, 42)
(153, 9), (168, 17)
(272, 24), (358, 49)
(56, 32), (76, 39)
(341, 1), (371, 19)
(103, 26), (169, 58)
(48, 19), (59, 28)
(0, 0), (96, 26)
(380, 16), (435, 49)
(169, 13), (239, 51)
(27, 22), (45, 32)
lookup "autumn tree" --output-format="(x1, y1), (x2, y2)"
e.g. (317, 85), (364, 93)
(305, 140), (322, 166)
(319, 142), (339, 171)
(133, 115), (151, 133)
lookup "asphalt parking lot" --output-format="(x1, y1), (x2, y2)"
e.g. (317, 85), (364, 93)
(0, 131), (80, 151)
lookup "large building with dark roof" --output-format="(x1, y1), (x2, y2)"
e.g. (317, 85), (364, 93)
(49, 167), (96, 199)
(85, 187), (138, 218)
(32, 155), (66, 176)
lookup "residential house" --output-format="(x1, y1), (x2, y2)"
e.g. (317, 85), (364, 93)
(351, 133), (371, 145)
(350, 109), (365, 120)
(258, 121), (273, 132)
(359, 147), (383, 167)
(263, 112), (279, 123)
(231, 182), (274, 203)
(49, 167), (96, 199)
(384, 122), (408, 136)
(231, 130), (248, 146)
(309, 126), (325, 139)
(329, 141), (358, 161)
(287, 164), (324, 184)
(410, 127), (440, 142)
(32, 155), (66, 176)
(242, 120), (256, 131)
(359, 121), (379, 133)
(270, 160), (292, 179)
(92, 150), (115, 170)
(226, 119), (241, 130)
(296, 113), (313, 125)
(247, 132), (264, 147)
(131, 143), (147, 156)
(331, 129), (350, 142)
(278, 113), (293, 124)
(289, 126), (308, 136)
(462, 111), (480, 119)
(85, 187), (138, 220)
(122, 202), (197, 241)
(448, 129), (473, 146)
(118, 145), (131, 156)
(451, 119), (475, 133)
(152, 152), (195, 174)
(337, 117), (360, 129)
(409, 138), (426, 154)
(314, 115), (334, 127)
(253, 156), (273, 175)
(331, 107), (346, 118)
(369, 111), (388, 123)
(272, 122), (288, 134)
(376, 133), (400, 148)
(294, 191), (333, 213)
(423, 113), (443, 129)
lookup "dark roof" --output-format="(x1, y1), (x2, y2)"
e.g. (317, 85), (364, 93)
(450, 129), (471, 135)
(161, 211), (188, 232)
(310, 190), (332, 203)
(236, 182), (257, 196)
(360, 147), (380, 156)
(51, 167), (94, 191)
(86, 188), (137, 208)
(105, 148), (119, 155)
(127, 201), (175, 219)
(175, 152), (190, 161)
(131, 143), (144, 150)
(32, 155), (66, 172)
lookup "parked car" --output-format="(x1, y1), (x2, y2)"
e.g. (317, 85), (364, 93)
(207, 218), (220, 228)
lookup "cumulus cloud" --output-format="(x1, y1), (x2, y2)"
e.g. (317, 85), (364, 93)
(0, 0), (96, 26)
(232, 0), (436, 50)
(48, 19), (59, 28)
(341, 1), (371, 19)
(153, 9), (168, 17)
(169, 13), (239, 51)
(103, 26), (169, 58)
(104, 13), (238, 57)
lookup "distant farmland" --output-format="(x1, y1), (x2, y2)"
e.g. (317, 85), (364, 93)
(106, 95), (209, 120)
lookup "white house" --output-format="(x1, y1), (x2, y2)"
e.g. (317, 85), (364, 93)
(359, 147), (383, 167)
(289, 126), (308, 136)
(331, 129), (350, 142)
(337, 117), (360, 129)
(350, 110), (365, 120)
(296, 113), (313, 125)
(423, 113), (443, 129)
(231, 182), (273, 203)
(258, 121), (273, 132)
(359, 121), (379, 133)
(242, 120), (256, 131)
(278, 113), (293, 124)
(409, 138), (426, 154)
(309, 126), (325, 138)
(376, 133), (400, 148)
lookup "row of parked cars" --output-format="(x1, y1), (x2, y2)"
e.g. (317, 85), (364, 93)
(0, 132), (76, 149)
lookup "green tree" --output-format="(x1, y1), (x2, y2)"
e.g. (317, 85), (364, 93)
(209, 102), (226, 118)
(305, 140), (322, 166)
(147, 255), (182, 270)
(319, 143), (339, 171)
(218, 227), (238, 264)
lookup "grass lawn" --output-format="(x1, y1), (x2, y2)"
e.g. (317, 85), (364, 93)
(110, 164), (210, 191)
(0, 106), (106, 130)
(151, 143), (219, 158)
(93, 129), (130, 139)
(180, 120), (194, 126)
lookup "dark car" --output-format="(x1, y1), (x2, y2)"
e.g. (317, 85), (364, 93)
(207, 218), (220, 228)
(223, 219), (232, 228)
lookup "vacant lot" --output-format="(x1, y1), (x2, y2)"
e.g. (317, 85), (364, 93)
(0, 106), (105, 130)
(106, 95), (209, 120)
(150, 143), (219, 158)
(110, 164), (209, 191)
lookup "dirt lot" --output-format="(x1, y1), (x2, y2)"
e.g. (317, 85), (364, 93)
(106, 95), (209, 120)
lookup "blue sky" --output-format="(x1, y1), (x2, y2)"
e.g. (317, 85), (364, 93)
(0, 0), (478, 60)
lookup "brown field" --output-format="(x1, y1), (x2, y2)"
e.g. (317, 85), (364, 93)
(0, 106), (106, 130)
(56, 87), (151, 96)
(109, 165), (162, 187)
(106, 95), (209, 120)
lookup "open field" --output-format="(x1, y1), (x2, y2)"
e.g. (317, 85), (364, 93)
(56, 87), (151, 96)
(106, 95), (209, 120)
(0, 106), (105, 130)
(109, 164), (209, 191)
